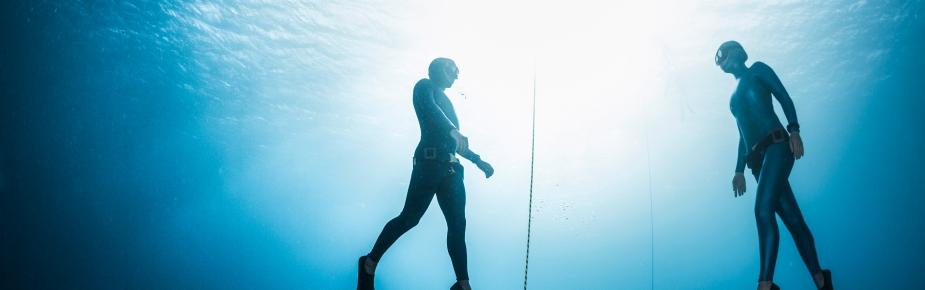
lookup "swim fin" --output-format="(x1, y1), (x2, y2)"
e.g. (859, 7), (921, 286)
(450, 281), (470, 290)
(818, 269), (833, 290)
(357, 256), (374, 290)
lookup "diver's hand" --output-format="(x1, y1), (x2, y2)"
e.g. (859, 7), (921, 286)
(476, 160), (494, 178)
(449, 129), (469, 154)
(790, 132), (804, 160)
(732, 172), (746, 197)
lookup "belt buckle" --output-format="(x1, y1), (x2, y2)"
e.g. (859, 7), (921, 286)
(771, 130), (786, 143)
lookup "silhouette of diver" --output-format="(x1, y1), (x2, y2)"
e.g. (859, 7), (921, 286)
(716, 41), (834, 290)
(357, 58), (494, 290)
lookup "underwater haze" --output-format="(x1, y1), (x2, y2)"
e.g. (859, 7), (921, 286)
(2, 1), (924, 289)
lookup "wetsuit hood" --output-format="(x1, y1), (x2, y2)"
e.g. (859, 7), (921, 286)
(715, 40), (748, 66)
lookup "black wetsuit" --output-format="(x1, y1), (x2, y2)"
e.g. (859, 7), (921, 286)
(730, 62), (822, 282)
(368, 79), (481, 281)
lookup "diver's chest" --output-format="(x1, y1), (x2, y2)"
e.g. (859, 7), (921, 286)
(435, 93), (459, 122)
(729, 79), (768, 116)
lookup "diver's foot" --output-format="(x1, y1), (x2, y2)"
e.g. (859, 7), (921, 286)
(357, 256), (375, 290)
(814, 269), (833, 290)
(758, 281), (780, 290)
(363, 256), (377, 275)
(450, 280), (471, 290)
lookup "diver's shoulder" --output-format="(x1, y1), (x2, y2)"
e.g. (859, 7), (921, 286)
(414, 78), (434, 90)
(413, 79), (435, 100)
(750, 61), (774, 72)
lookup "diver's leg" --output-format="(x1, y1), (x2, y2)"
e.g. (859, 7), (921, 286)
(776, 181), (823, 275)
(754, 144), (793, 282)
(368, 163), (441, 263)
(777, 181), (833, 288)
(436, 163), (469, 282)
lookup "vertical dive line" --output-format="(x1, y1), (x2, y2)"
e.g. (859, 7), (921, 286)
(643, 67), (657, 290)
(523, 60), (537, 290)
(646, 51), (671, 289)
(645, 112), (654, 290)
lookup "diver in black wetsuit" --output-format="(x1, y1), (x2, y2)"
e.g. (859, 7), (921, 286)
(715, 41), (834, 290)
(357, 58), (494, 290)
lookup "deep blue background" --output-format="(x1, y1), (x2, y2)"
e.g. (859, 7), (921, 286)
(2, 1), (924, 289)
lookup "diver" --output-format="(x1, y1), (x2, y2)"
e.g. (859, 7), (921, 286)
(357, 58), (495, 290)
(715, 41), (834, 290)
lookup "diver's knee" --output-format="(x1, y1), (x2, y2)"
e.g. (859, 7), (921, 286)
(754, 205), (775, 222)
(447, 216), (466, 233)
(783, 215), (813, 234)
(395, 213), (423, 229)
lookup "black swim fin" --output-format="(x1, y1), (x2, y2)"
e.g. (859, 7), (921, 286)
(818, 269), (833, 290)
(357, 256), (374, 290)
(449, 281), (469, 290)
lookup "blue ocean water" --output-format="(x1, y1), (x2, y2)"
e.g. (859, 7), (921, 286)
(2, 1), (924, 289)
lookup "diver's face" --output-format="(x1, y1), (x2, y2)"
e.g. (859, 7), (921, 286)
(443, 64), (459, 88)
(719, 57), (737, 74)
(716, 48), (745, 75)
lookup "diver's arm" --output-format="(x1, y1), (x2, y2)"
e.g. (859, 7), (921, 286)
(454, 136), (494, 178)
(755, 62), (799, 132)
(460, 148), (481, 163)
(754, 62), (805, 159)
(735, 134), (747, 173)
(733, 134), (747, 196)
(413, 83), (458, 134)
(462, 147), (493, 178)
